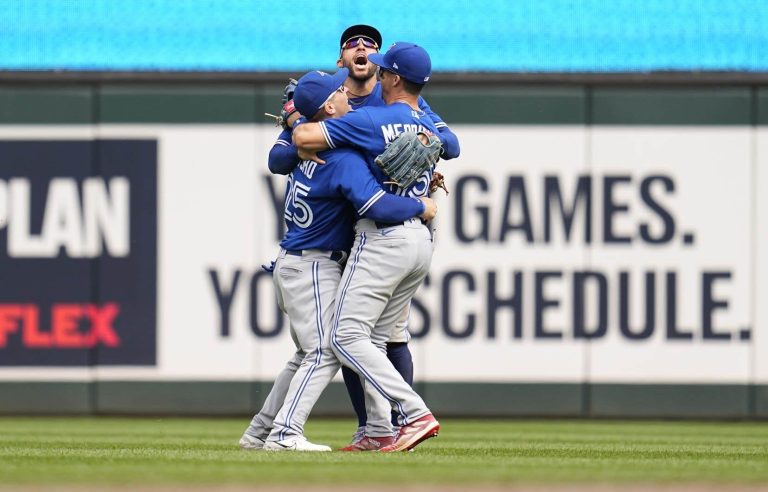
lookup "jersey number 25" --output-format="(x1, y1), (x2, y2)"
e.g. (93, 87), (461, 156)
(284, 177), (314, 228)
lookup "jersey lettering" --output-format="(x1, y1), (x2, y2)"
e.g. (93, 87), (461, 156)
(379, 123), (432, 144)
(298, 160), (317, 179)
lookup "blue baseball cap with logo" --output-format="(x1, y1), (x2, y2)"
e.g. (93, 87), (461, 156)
(292, 68), (349, 118)
(368, 42), (431, 85)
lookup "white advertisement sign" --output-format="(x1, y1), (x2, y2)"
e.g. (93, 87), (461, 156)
(0, 124), (760, 384)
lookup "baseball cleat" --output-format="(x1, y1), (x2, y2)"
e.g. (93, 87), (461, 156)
(263, 436), (331, 452)
(238, 433), (266, 450)
(348, 425), (366, 446)
(340, 435), (394, 452)
(380, 413), (439, 452)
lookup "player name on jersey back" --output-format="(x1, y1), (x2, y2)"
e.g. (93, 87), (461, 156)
(298, 160), (318, 179)
(380, 123), (433, 144)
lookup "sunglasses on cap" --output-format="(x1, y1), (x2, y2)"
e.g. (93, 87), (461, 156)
(319, 85), (347, 109)
(341, 36), (379, 50)
(376, 66), (395, 78)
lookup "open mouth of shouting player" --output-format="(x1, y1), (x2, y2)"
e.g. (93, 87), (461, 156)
(338, 35), (379, 82)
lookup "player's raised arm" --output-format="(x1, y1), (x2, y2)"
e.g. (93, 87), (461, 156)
(268, 129), (301, 175)
(292, 122), (331, 164)
(417, 96), (460, 159)
(292, 122), (329, 151)
(266, 79), (305, 174)
(434, 124), (460, 159)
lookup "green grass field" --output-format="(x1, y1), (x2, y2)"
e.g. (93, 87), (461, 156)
(1, 417), (767, 488)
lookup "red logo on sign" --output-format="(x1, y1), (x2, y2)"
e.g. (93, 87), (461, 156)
(0, 303), (121, 349)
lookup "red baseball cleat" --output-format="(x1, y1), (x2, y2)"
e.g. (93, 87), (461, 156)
(380, 413), (439, 452)
(346, 426), (365, 446)
(340, 435), (395, 451)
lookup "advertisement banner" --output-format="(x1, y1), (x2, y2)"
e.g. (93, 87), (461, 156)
(0, 125), (760, 384)
(0, 139), (157, 366)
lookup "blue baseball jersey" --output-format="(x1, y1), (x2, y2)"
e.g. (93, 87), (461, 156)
(318, 102), (440, 198)
(348, 82), (449, 133)
(279, 147), (389, 252)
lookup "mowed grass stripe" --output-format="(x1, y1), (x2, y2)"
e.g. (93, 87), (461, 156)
(0, 418), (766, 485)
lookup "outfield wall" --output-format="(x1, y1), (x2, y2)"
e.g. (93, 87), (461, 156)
(1, 83), (767, 418)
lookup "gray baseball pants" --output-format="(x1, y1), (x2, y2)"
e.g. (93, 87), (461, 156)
(266, 218), (433, 441)
(244, 248), (344, 440)
(330, 218), (433, 425)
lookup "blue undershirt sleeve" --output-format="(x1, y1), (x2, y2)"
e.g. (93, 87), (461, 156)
(267, 129), (300, 175)
(436, 126), (461, 159)
(417, 96), (461, 160)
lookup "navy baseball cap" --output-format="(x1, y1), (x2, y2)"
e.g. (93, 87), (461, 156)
(339, 24), (382, 49)
(292, 68), (349, 118)
(368, 42), (431, 85)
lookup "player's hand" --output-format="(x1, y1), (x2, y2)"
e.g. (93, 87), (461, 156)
(280, 100), (298, 131)
(297, 147), (326, 164)
(285, 111), (302, 129)
(418, 197), (437, 221)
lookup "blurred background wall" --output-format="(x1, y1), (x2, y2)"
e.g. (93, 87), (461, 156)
(1, 0), (767, 418)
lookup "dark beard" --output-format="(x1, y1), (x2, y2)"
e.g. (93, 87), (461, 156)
(343, 60), (377, 82)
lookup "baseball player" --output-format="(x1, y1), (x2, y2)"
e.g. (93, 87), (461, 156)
(239, 67), (437, 452)
(270, 25), (459, 176)
(335, 25), (459, 157)
(279, 42), (444, 452)
(267, 24), (459, 445)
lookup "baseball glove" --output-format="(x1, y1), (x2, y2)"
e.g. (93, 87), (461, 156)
(375, 132), (442, 189)
(281, 78), (298, 106)
(265, 78), (298, 130)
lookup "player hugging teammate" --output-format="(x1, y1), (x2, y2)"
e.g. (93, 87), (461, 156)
(239, 25), (459, 452)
